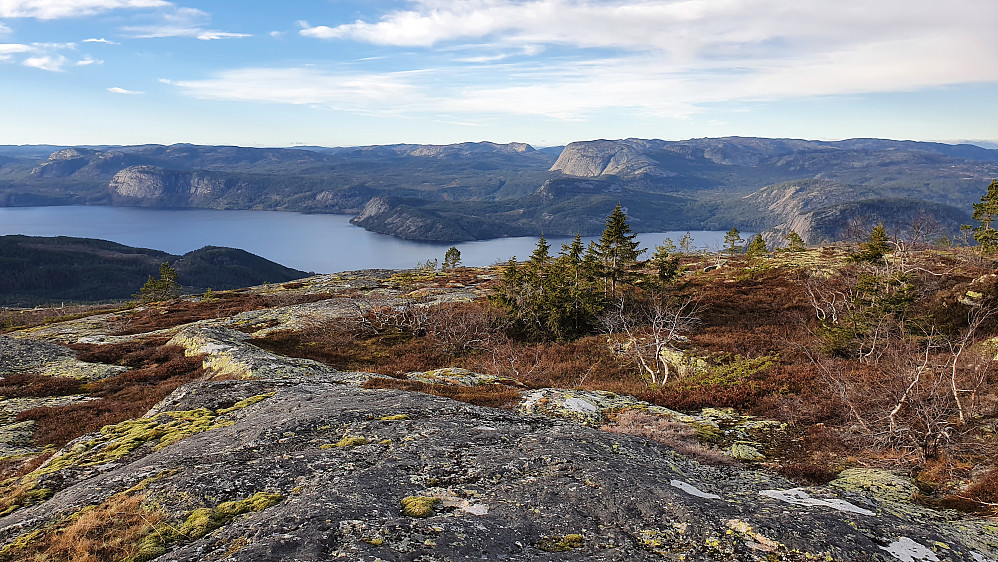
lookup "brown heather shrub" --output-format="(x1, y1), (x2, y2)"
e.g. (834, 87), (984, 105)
(939, 465), (998, 514)
(0, 450), (56, 482)
(110, 291), (335, 335)
(17, 345), (205, 447)
(0, 374), (83, 398)
(69, 336), (172, 368)
(0, 303), (127, 334)
(1, 493), (164, 562)
(254, 324), (452, 377)
(362, 377), (522, 409)
(601, 410), (733, 465)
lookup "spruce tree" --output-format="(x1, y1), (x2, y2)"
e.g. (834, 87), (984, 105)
(972, 179), (998, 254)
(596, 204), (643, 294)
(650, 240), (681, 282)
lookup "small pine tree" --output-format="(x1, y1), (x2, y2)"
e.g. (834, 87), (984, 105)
(786, 230), (806, 252)
(443, 246), (462, 270)
(138, 262), (180, 303)
(746, 234), (767, 257)
(724, 228), (744, 253)
(972, 179), (998, 254)
(679, 232), (694, 254)
(650, 241), (681, 282)
(853, 223), (891, 262)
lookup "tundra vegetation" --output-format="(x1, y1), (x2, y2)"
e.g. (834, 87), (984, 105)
(1, 187), (998, 559)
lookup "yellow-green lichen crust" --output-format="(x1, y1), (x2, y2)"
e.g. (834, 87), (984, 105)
(401, 496), (439, 518)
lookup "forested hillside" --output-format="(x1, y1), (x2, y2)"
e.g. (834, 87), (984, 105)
(1, 137), (995, 242)
(0, 236), (307, 306)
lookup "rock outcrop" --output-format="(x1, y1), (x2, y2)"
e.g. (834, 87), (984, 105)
(0, 270), (996, 560)
(108, 165), (231, 206)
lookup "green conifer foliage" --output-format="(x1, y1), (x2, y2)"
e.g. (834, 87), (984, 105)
(138, 262), (180, 303)
(972, 179), (998, 254)
(443, 246), (462, 270)
(679, 232), (693, 254)
(786, 230), (806, 252)
(724, 228), (744, 253)
(596, 204), (643, 294)
(650, 240), (681, 282)
(746, 234), (768, 257)
(855, 223), (891, 262)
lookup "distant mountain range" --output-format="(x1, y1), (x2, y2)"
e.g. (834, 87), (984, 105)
(1, 137), (996, 244)
(0, 235), (308, 306)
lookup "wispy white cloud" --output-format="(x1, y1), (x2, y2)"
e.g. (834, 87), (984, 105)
(108, 86), (143, 94)
(122, 6), (250, 40)
(22, 54), (68, 71)
(285, 0), (998, 119)
(0, 43), (33, 55)
(162, 67), (419, 110)
(76, 56), (102, 65)
(299, 0), (996, 57)
(83, 37), (117, 44)
(0, 41), (83, 71)
(269, 31), (283, 39)
(0, 0), (168, 20)
(0, 22), (11, 36)
(167, 21), (998, 122)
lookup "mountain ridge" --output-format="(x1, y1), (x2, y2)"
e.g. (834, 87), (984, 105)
(1, 136), (996, 243)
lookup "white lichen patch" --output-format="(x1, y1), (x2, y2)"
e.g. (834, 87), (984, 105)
(670, 479), (721, 499)
(759, 488), (875, 516)
(880, 537), (940, 562)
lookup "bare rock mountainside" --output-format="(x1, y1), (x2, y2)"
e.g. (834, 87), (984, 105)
(2, 137), (997, 242)
(0, 266), (995, 561)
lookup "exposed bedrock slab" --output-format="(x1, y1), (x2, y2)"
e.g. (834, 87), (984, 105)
(0, 379), (992, 561)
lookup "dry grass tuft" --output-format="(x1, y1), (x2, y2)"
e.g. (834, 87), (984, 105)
(1, 493), (164, 562)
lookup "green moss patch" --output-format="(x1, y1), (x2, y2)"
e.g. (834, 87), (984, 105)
(36, 392), (275, 476)
(537, 533), (583, 552)
(129, 492), (283, 562)
(401, 495), (439, 517)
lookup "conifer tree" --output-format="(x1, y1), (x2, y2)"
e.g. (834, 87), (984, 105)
(650, 239), (681, 282)
(443, 246), (462, 270)
(138, 262), (180, 303)
(679, 232), (693, 254)
(856, 223), (891, 262)
(786, 230), (806, 252)
(596, 204), (643, 294)
(724, 228), (744, 253)
(746, 234), (768, 257)
(972, 179), (998, 254)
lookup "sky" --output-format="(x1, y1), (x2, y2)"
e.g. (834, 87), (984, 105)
(0, 0), (996, 148)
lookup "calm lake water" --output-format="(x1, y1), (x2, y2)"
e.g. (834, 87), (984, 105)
(0, 206), (743, 273)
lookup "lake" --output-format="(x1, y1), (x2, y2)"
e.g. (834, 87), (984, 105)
(0, 206), (745, 273)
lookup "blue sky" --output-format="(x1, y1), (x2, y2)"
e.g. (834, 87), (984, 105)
(1, 0), (996, 148)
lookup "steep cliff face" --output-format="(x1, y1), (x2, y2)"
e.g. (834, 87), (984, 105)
(350, 197), (472, 241)
(108, 166), (230, 206)
(745, 180), (971, 246)
(550, 139), (663, 178)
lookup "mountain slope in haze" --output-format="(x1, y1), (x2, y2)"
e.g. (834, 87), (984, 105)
(1, 137), (996, 243)
(0, 235), (308, 306)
